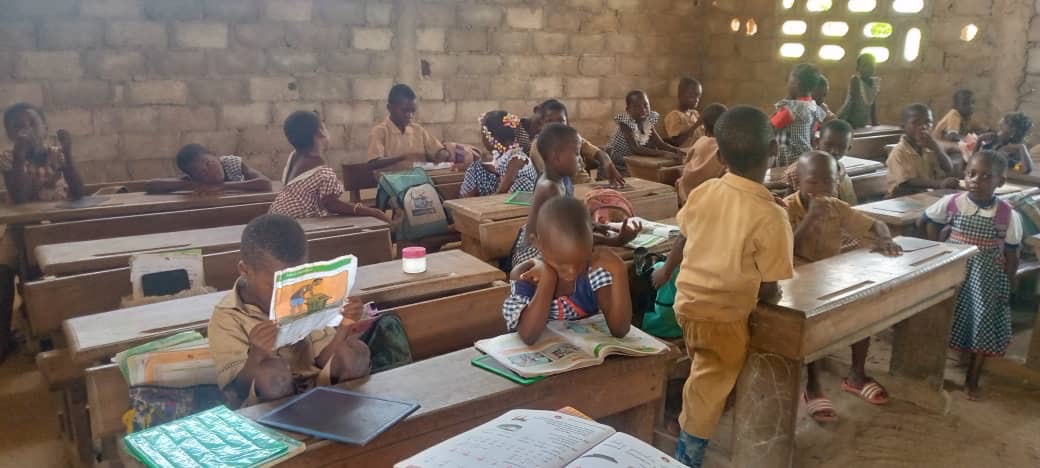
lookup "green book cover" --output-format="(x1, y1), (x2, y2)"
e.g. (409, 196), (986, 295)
(505, 191), (534, 206)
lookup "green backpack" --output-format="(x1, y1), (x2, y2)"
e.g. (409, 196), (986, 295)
(642, 260), (683, 338)
(376, 168), (452, 242)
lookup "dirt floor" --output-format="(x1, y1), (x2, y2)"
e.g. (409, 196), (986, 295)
(0, 311), (1038, 468)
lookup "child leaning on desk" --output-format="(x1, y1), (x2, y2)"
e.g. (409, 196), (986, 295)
(785, 150), (902, 423)
(144, 143), (273, 195)
(923, 150), (1022, 401)
(501, 196), (632, 346)
(208, 215), (407, 407)
(658, 106), (795, 468)
(0, 102), (87, 362)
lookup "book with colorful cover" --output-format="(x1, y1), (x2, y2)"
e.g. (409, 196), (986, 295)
(114, 332), (216, 387)
(269, 255), (357, 349)
(474, 315), (668, 378)
(394, 409), (682, 468)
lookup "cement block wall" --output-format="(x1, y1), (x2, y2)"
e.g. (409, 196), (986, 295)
(0, 0), (701, 183)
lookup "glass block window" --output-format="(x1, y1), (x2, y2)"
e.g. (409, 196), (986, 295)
(777, 0), (924, 64)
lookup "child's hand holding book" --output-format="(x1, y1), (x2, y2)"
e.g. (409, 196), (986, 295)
(248, 320), (278, 355)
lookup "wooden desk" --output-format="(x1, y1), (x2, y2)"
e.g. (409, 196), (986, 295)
(445, 178), (678, 260)
(36, 216), (388, 276)
(62, 250), (505, 364)
(0, 190), (279, 226)
(729, 240), (976, 467)
(850, 169), (888, 201)
(852, 124), (902, 138)
(850, 133), (902, 162)
(841, 155), (885, 176)
(1008, 166), (1040, 186)
(624, 156), (683, 186)
(26, 230), (393, 338)
(23, 203), (271, 264)
(855, 185), (1039, 236)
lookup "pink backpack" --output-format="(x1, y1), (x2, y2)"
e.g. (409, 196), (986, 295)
(942, 193), (1012, 241)
(584, 189), (635, 223)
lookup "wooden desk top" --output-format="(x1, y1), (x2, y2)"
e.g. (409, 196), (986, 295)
(0, 189), (280, 225)
(624, 155), (682, 169)
(234, 347), (672, 467)
(36, 216), (388, 276)
(1007, 166), (1040, 185)
(444, 178), (674, 223)
(63, 250), (505, 364)
(852, 125), (902, 138)
(841, 156), (885, 176)
(752, 238), (976, 361)
(854, 184), (1037, 226)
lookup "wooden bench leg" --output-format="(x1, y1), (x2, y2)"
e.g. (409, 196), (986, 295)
(1027, 303), (1040, 371)
(600, 400), (658, 442)
(889, 295), (956, 412)
(731, 350), (802, 468)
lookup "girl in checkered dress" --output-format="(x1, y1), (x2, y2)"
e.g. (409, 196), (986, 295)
(605, 90), (683, 173)
(502, 196), (632, 344)
(459, 111), (538, 198)
(924, 151), (1022, 400)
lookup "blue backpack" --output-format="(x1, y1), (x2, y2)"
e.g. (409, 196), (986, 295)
(376, 168), (452, 242)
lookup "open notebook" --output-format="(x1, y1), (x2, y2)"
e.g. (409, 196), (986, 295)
(396, 409), (682, 468)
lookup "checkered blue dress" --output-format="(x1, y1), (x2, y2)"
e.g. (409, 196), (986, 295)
(459, 147), (537, 197)
(774, 98), (827, 167)
(501, 265), (614, 331)
(944, 199), (1014, 356)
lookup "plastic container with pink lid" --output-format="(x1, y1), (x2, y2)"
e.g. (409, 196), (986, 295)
(401, 246), (427, 274)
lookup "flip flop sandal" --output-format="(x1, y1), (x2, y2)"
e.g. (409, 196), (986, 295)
(842, 379), (890, 405)
(803, 393), (839, 423)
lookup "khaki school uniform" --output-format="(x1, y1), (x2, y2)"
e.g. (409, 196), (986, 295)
(676, 136), (723, 203)
(932, 109), (984, 139)
(208, 280), (336, 407)
(529, 135), (603, 184)
(675, 173), (794, 439)
(782, 158), (858, 205)
(885, 136), (946, 198)
(784, 192), (877, 263)
(367, 117), (446, 172)
(663, 109), (704, 151)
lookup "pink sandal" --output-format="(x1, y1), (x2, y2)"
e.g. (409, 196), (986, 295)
(803, 393), (839, 423)
(841, 379), (890, 405)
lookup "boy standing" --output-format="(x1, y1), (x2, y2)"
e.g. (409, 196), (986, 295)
(885, 103), (958, 198)
(367, 84), (450, 173)
(663, 77), (705, 151)
(208, 215), (371, 407)
(672, 106), (795, 467)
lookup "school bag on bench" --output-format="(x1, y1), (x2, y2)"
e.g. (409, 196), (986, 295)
(376, 167), (452, 242)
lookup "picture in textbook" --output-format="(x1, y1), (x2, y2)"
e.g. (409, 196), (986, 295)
(270, 254), (358, 349)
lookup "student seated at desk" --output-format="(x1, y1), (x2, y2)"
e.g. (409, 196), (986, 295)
(605, 90), (683, 173)
(661, 77), (705, 151)
(933, 89), (986, 142)
(923, 151), (1022, 401)
(978, 112), (1033, 175)
(459, 111), (538, 197)
(666, 106), (795, 468)
(271, 111), (388, 222)
(676, 103), (727, 203)
(784, 119), (859, 204)
(511, 124), (640, 267)
(502, 196), (632, 345)
(528, 99), (625, 187)
(367, 84), (450, 173)
(785, 151), (902, 422)
(208, 215), (405, 407)
(0, 102), (86, 361)
(144, 144), (272, 194)
(885, 103), (959, 198)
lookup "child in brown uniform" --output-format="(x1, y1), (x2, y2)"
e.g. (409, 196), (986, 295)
(784, 151), (902, 422)
(885, 103), (959, 198)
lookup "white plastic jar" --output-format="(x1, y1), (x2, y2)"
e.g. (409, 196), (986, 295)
(401, 246), (427, 274)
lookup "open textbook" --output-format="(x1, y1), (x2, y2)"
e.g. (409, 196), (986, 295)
(395, 409), (682, 468)
(474, 315), (668, 378)
(270, 254), (358, 349)
(623, 218), (679, 249)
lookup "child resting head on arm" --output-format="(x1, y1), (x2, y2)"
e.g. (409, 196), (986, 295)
(207, 214), (371, 406)
(503, 196), (632, 345)
(145, 143), (273, 195)
(884, 103), (959, 198)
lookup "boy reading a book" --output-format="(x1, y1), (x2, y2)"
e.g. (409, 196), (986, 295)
(502, 196), (632, 345)
(208, 214), (371, 407)
(671, 106), (794, 467)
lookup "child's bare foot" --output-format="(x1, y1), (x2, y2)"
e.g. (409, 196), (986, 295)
(966, 386), (981, 401)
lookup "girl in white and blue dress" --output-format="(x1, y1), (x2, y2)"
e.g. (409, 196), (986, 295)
(459, 111), (538, 198)
(924, 150), (1021, 400)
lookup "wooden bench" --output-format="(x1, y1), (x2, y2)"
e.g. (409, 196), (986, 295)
(727, 240), (975, 467)
(62, 250), (506, 366)
(35, 216), (388, 276)
(25, 231), (394, 339)
(624, 156), (683, 186)
(23, 203), (271, 265)
(0, 179), (152, 202)
(341, 163), (465, 205)
(445, 178), (679, 261)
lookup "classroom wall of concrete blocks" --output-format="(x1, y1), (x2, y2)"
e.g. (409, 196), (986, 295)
(2, 0), (1040, 184)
